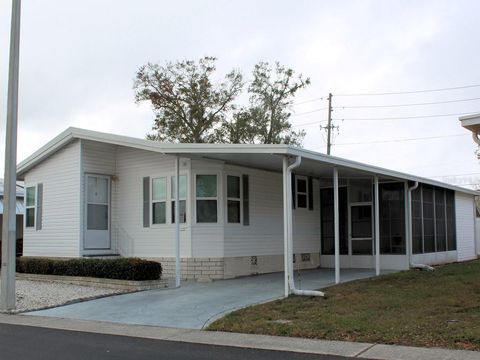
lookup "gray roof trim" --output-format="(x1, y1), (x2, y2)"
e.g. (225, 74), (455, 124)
(17, 127), (479, 196)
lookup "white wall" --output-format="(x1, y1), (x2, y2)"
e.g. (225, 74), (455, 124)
(456, 192), (477, 261)
(23, 140), (81, 257)
(80, 140), (117, 255)
(223, 164), (320, 258)
(191, 159), (225, 258)
(114, 146), (192, 258)
(476, 218), (480, 256)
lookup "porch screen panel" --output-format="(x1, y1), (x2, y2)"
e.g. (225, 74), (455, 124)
(422, 185), (435, 253)
(435, 188), (446, 252)
(446, 190), (456, 251)
(379, 182), (405, 254)
(411, 186), (423, 254)
(321, 187), (348, 255)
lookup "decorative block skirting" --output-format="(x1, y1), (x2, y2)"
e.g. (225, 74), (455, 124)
(16, 273), (168, 291)
(151, 253), (320, 281)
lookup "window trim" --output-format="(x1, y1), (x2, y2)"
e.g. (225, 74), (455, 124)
(226, 174), (242, 225)
(25, 184), (37, 229)
(171, 174), (188, 224)
(295, 175), (308, 209)
(195, 173), (219, 224)
(151, 176), (167, 225)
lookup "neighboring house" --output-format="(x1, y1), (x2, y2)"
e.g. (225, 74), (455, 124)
(459, 113), (480, 256)
(0, 179), (25, 252)
(16, 127), (479, 281)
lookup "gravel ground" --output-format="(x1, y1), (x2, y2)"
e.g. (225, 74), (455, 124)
(4, 280), (125, 312)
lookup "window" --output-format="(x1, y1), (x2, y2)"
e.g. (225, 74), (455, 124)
(227, 175), (241, 223)
(411, 186), (423, 254)
(320, 187), (348, 255)
(435, 188), (446, 252)
(26, 186), (36, 228)
(296, 177), (308, 208)
(446, 190), (456, 251)
(152, 177), (166, 224)
(351, 205), (372, 239)
(411, 184), (457, 254)
(171, 175), (187, 223)
(422, 185), (435, 253)
(379, 182), (406, 254)
(196, 175), (217, 223)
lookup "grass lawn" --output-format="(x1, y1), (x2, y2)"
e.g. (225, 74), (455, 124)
(208, 260), (480, 351)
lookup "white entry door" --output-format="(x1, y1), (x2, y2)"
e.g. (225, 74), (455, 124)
(84, 174), (111, 250)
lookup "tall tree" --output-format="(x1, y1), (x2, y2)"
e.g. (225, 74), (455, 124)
(226, 61), (309, 146)
(134, 57), (243, 143)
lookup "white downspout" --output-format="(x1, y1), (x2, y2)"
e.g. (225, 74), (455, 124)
(407, 181), (434, 271)
(286, 156), (324, 297)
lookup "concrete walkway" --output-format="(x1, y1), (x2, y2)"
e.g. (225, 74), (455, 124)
(1, 314), (479, 360)
(27, 268), (377, 329)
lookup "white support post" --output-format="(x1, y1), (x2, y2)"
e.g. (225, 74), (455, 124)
(333, 167), (340, 284)
(174, 156), (181, 288)
(404, 181), (411, 269)
(282, 156), (290, 297)
(1, 0), (21, 311)
(374, 175), (380, 276)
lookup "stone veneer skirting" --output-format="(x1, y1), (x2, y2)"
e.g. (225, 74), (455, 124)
(152, 253), (320, 281)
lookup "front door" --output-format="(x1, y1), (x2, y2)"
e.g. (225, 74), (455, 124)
(84, 174), (110, 250)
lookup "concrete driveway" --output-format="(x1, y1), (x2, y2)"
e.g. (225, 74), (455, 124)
(27, 269), (380, 329)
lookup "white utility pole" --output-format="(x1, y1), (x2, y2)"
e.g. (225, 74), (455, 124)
(1, 0), (22, 311)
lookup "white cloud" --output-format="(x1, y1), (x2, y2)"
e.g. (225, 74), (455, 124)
(0, 0), (479, 187)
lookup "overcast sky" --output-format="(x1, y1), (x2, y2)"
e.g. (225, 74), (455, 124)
(1, 0), (480, 187)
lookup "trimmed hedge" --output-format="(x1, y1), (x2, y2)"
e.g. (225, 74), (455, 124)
(16, 257), (162, 281)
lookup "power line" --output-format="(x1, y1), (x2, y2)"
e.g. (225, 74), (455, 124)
(292, 119), (328, 128)
(294, 96), (328, 105)
(334, 84), (480, 97)
(334, 96), (480, 109)
(334, 133), (468, 146)
(291, 107), (328, 117)
(333, 111), (480, 121)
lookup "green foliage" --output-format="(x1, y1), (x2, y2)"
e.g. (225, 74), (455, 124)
(16, 257), (162, 281)
(227, 62), (309, 146)
(134, 58), (310, 146)
(208, 260), (480, 351)
(134, 56), (243, 143)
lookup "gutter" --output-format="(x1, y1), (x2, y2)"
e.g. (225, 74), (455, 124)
(286, 156), (325, 297)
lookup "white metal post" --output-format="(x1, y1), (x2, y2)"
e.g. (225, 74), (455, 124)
(174, 156), (180, 288)
(333, 167), (340, 284)
(374, 175), (380, 276)
(404, 181), (411, 269)
(1, 0), (21, 311)
(282, 156), (290, 297)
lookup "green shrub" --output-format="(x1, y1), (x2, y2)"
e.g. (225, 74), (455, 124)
(16, 257), (162, 281)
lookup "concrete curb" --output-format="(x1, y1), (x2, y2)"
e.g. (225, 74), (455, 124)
(0, 314), (479, 359)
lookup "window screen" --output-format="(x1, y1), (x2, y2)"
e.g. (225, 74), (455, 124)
(379, 182), (406, 254)
(320, 187), (348, 255)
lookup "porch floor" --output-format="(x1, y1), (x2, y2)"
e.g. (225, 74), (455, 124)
(25, 268), (393, 329)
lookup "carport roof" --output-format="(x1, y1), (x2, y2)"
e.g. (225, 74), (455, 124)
(17, 127), (479, 196)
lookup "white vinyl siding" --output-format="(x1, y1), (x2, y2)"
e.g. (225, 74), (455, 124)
(456, 192), (477, 261)
(223, 164), (320, 257)
(23, 140), (81, 257)
(191, 160), (224, 257)
(81, 140), (116, 254)
(114, 146), (192, 257)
